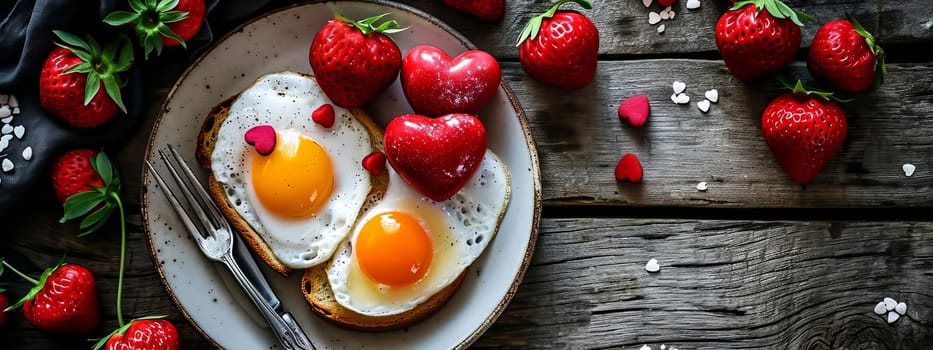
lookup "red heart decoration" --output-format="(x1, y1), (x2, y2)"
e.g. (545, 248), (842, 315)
(615, 153), (643, 182)
(244, 125), (276, 156)
(362, 151), (387, 176)
(384, 113), (487, 201)
(401, 45), (501, 117)
(618, 95), (650, 127)
(312, 104), (335, 128)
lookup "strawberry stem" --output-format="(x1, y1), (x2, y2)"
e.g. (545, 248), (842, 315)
(337, 13), (408, 35)
(516, 0), (592, 46)
(112, 191), (126, 327)
(0, 260), (38, 285)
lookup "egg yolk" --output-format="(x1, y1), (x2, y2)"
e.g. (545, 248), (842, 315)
(355, 212), (433, 286)
(251, 130), (334, 218)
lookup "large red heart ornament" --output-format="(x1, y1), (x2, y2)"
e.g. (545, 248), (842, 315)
(384, 113), (487, 202)
(401, 45), (501, 117)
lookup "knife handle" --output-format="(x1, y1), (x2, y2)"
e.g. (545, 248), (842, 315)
(221, 253), (315, 350)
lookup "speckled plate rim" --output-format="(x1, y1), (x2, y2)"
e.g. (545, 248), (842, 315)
(140, 1), (541, 348)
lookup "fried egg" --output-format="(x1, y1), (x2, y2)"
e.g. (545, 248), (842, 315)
(210, 72), (375, 268)
(326, 150), (510, 316)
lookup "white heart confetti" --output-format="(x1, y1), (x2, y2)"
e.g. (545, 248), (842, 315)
(0, 106), (10, 118)
(895, 302), (907, 315)
(698, 99), (711, 113)
(696, 182), (708, 191)
(1, 124), (11, 134)
(11, 107), (18, 115)
(1, 116), (11, 124)
(903, 163), (915, 177)
(660, 10), (670, 20)
(669, 11), (675, 19)
(687, 0), (701, 9)
(883, 297), (897, 311)
(640, 345), (652, 350)
(673, 81), (686, 94)
(22, 146), (33, 161)
(0, 139), (8, 153)
(642, 0), (652, 7)
(873, 302), (887, 315)
(2, 158), (13, 172)
(705, 89), (719, 103)
(887, 311), (900, 323)
(649, 12), (661, 25)
(660, 345), (667, 350)
(645, 258), (660, 273)
(674, 93), (690, 104)
(657, 24), (666, 33)
(13, 125), (24, 139)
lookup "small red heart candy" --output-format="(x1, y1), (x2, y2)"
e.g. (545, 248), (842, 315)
(384, 113), (487, 201)
(362, 151), (387, 176)
(615, 153), (643, 182)
(244, 125), (276, 156)
(312, 104), (335, 128)
(401, 45), (501, 117)
(618, 95), (650, 127)
(658, 0), (677, 6)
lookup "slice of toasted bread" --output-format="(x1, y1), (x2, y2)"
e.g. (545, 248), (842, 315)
(300, 263), (466, 331)
(195, 72), (387, 275)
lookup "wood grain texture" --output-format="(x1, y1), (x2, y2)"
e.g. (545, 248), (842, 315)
(475, 218), (933, 349)
(399, 0), (933, 57)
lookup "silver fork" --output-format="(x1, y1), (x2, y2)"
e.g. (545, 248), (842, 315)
(147, 146), (315, 350)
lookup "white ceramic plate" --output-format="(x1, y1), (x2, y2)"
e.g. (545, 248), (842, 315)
(142, 1), (541, 349)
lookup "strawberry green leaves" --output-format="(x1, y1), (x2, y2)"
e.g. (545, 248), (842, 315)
(732, 0), (812, 27)
(2, 259), (58, 312)
(60, 152), (123, 237)
(337, 13), (408, 35)
(52, 31), (134, 113)
(104, 0), (191, 59)
(517, 0), (592, 46)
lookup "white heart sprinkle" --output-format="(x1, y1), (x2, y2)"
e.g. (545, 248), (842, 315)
(0, 106), (10, 118)
(874, 302), (887, 315)
(670, 11), (676, 19)
(0, 139), (8, 153)
(13, 125), (24, 139)
(660, 10), (670, 20)
(673, 81), (686, 94)
(1, 124), (11, 134)
(648, 12), (661, 25)
(675, 93), (690, 104)
(687, 0), (701, 9)
(657, 24), (666, 33)
(2, 158), (13, 172)
(645, 258), (660, 273)
(895, 302), (907, 315)
(640, 345), (652, 350)
(671, 93), (679, 104)
(883, 297), (897, 311)
(705, 89), (719, 103)
(697, 182), (708, 191)
(0, 134), (10, 142)
(903, 163), (916, 177)
(0, 94), (8, 105)
(8, 95), (18, 108)
(887, 311), (900, 323)
(1, 116), (11, 124)
(660, 346), (667, 350)
(22, 146), (32, 161)
(642, 0), (652, 7)
(11, 107), (18, 115)
(698, 99), (711, 113)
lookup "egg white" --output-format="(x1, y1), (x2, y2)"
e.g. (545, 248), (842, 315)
(327, 150), (511, 316)
(210, 72), (374, 268)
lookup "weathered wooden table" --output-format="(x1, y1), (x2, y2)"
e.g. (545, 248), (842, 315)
(3, 0), (933, 348)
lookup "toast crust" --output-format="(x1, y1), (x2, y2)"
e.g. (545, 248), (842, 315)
(194, 72), (387, 275)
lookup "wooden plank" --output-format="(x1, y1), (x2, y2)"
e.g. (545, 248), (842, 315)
(400, 0), (933, 57)
(475, 218), (933, 349)
(510, 60), (933, 207)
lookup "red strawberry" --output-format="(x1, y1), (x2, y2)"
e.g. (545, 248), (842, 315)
(657, 0), (677, 6)
(443, 0), (505, 21)
(51, 149), (105, 204)
(40, 31), (133, 128)
(761, 80), (847, 184)
(309, 14), (404, 108)
(517, 0), (599, 89)
(99, 318), (180, 350)
(0, 292), (7, 329)
(714, 0), (811, 81)
(4, 262), (99, 334)
(808, 17), (886, 94)
(104, 0), (206, 58)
